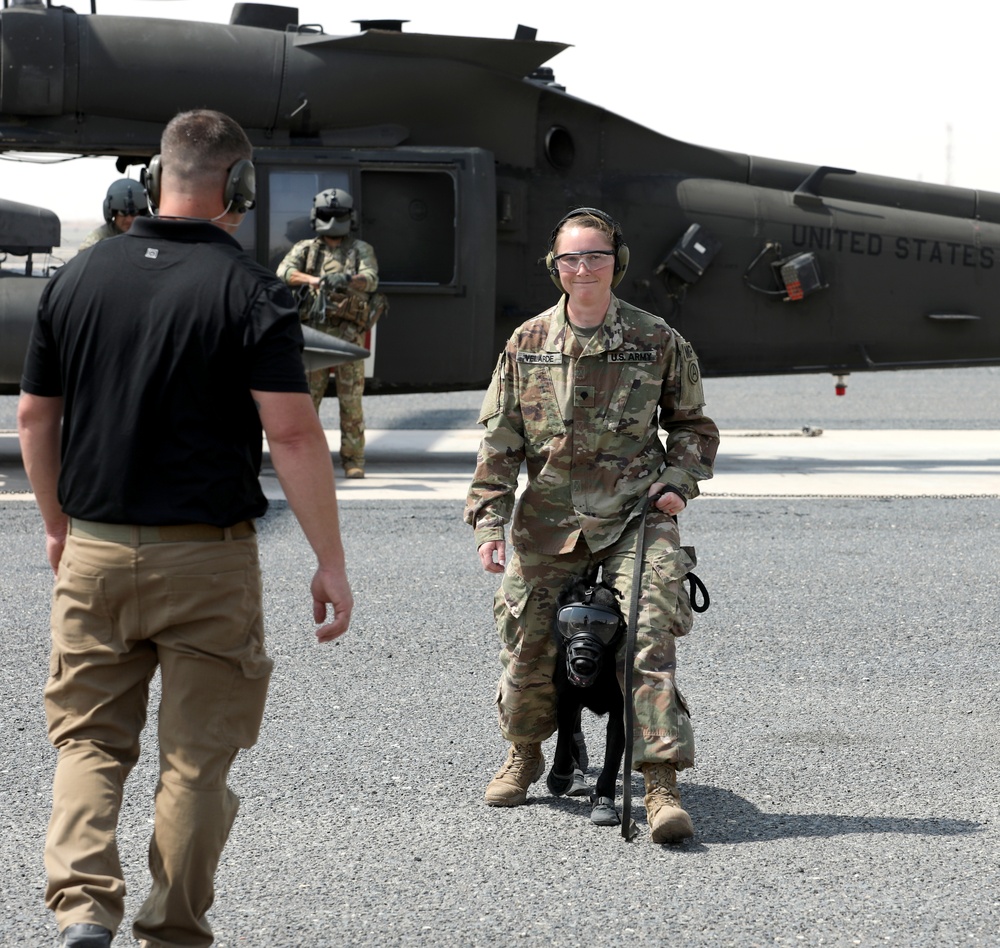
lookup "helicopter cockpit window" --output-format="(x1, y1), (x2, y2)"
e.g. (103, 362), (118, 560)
(267, 171), (351, 271)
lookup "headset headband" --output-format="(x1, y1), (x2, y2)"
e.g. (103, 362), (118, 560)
(547, 207), (621, 251)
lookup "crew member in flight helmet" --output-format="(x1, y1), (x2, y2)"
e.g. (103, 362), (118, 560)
(277, 188), (381, 479)
(78, 178), (148, 251)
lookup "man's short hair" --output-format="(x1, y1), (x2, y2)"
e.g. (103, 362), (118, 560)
(160, 110), (252, 189)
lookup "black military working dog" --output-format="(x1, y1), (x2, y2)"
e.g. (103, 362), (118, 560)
(546, 572), (627, 826)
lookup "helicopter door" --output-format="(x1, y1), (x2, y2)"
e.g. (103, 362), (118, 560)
(260, 148), (495, 390)
(356, 152), (496, 389)
(360, 170), (455, 284)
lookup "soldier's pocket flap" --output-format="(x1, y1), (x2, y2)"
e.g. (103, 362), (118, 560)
(651, 545), (697, 583)
(500, 569), (533, 619)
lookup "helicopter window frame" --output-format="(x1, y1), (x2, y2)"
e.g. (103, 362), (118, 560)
(263, 169), (352, 272)
(262, 165), (461, 290)
(358, 166), (458, 287)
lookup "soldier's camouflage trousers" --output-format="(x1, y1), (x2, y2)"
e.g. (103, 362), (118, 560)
(307, 320), (366, 466)
(493, 509), (696, 770)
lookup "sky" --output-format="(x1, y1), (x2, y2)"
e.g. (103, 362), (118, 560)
(3, 0), (1000, 223)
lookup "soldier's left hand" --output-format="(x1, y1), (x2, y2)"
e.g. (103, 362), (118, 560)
(649, 482), (686, 515)
(311, 566), (353, 643)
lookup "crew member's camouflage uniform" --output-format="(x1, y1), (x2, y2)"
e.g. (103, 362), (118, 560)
(78, 222), (120, 251)
(465, 295), (719, 770)
(277, 234), (378, 468)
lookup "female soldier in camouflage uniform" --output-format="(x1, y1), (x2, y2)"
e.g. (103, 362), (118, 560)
(465, 208), (719, 843)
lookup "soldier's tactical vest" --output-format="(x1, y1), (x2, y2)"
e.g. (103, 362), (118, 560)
(298, 238), (388, 332)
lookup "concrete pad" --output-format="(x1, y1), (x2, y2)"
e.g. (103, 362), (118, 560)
(5, 428), (999, 503)
(266, 428), (1000, 501)
(710, 429), (1000, 497)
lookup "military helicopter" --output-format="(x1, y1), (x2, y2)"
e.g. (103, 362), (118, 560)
(2, 0), (999, 396)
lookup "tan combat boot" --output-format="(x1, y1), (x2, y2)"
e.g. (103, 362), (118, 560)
(484, 743), (545, 807)
(642, 762), (695, 843)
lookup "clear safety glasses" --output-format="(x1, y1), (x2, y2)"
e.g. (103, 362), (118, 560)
(552, 251), (616, 273)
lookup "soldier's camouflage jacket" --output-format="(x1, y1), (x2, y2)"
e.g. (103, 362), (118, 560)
(277, 235), (378, 336)
(464, 295), (720, 555)
(277, 234), (378, 291)
(78, 222), (119, 252)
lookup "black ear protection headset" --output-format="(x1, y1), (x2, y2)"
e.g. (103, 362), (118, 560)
(544, 206), (630, 291)
(143, 156), (256, 215)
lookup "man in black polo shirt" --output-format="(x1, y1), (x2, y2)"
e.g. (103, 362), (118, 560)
(18, 110), (352, 948)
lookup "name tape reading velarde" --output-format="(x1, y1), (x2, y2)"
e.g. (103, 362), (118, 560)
(516, 350), (659, 364)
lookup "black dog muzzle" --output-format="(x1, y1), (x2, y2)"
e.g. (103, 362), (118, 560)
(556, 602), (623, 688)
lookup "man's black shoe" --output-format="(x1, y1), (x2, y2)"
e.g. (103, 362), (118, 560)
(59, 923), (113, 947)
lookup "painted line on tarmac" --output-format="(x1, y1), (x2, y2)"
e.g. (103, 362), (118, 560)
(3, 429), (998, 502)
(269, 428), (1000, 502)
(259, 469), (483, 503)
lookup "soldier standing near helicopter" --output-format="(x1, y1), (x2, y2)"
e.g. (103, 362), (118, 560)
(78, 179), (148, 251)
(465, 207), (719, 843)
(277, 189), (382, 480)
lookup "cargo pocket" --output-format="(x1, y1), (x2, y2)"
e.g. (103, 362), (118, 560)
(165, 564), (272, 750)
(494, 566), (557, 687)
(647, 545), (697, 637)
(498, 568), (533, 620)
(218, 656), (272, 750)
(494, 567), (531, 650)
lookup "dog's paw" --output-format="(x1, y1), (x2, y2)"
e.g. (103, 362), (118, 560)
(547, 770), (575, 795)
(590, 795), (620, 826)
(565, 768), (590, 797)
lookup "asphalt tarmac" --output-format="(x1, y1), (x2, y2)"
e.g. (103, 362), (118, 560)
(1, 368), (998, 946)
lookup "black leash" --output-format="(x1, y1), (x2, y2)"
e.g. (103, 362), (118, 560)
(621, 492), (654, 841)
(620, 491), (710, 841)
(687, 571), (709, 613)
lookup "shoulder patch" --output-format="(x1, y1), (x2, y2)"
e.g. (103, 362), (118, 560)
(676, 338), (706, 408)
(686, 354), (700, 385)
